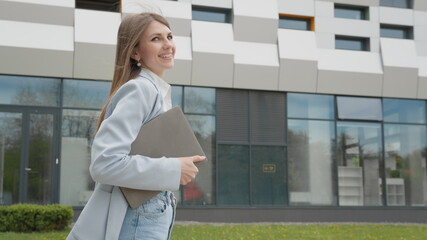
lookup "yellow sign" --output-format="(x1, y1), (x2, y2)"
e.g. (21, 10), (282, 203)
(263, 164), (276, 173)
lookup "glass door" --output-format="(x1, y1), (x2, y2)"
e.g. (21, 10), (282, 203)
(0, 108), (59, 205)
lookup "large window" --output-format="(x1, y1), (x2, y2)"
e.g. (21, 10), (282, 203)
(76, 0), (120, 12)
(334, 4), (369, 20)
(337, 96), (383, 121)
(172, 86), (216, 206)
(287, 93), (336, 206)
(380, 0), (412, 9)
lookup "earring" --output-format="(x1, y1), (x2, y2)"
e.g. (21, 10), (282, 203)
(137, 61), (141, 67)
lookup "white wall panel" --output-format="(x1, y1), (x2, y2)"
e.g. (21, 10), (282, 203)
(233, 0), (278, 43)
(414, 0), (427, 11)
(75, 10), (121, 45)
(418, 57), (427, 98)
(315, 1), (333, 18)
(191, 21), (233, 87)
(370, 6), (380, 22)
(4, 0), (74, 7)
(0, 20), (73, 51)
(73, 43), (115, 80)
(233, 41), (279, 90)
(164, 36), (192, 85)
(316, 32), (334, 49)
(415, 26), (427, 41)
(278, 29), (318, 92)
(316, 17), (379, 38)
(381, 38), (418, 98)
(380, 7), (414, 26)
(414, 11), (427, 25)
(278, 0), (315, 16)
(317, 49), (383, 96)
(416, 41), (427, 56)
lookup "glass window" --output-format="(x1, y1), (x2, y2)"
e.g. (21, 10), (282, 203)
(60, 110), (99, 206)
(335, 4), (368, 20)
(380, 0), (412, 9)
(0, 112), (22, 205)
(63, 79), (110, 109)
(251, 146), (286, 205)
(217, 145), (249, 205)
(76, 0), (120, 12)
(337, 96), (382, 121)
(384, 124), (427, 206)
(0, 75), (60, 106)
(335, 36), (370, 51)
(337, 122), (383, 206)
(183, 115), (216, 205)
(171, 86), (183, 108)
(184, 87), (216, 114)
(383, 99), (426, 124)
(192, 6), (232, 23)
(279, 16), (311, 31)
(288, 93), (335, 119)
(381, 24), (413, 39)
(288, 120), (336, 206)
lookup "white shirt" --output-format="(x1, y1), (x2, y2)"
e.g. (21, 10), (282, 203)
(144, 69), (172, 111)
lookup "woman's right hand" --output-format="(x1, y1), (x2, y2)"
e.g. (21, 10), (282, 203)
(179, 155), (206, 185)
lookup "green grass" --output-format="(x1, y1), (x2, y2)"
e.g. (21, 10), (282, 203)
(0, 224), (426, 240)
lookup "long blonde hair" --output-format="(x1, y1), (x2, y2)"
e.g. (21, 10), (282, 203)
(97, 13), (171, 130)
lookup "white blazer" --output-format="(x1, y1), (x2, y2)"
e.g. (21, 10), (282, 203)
(67, 70), (181, 240)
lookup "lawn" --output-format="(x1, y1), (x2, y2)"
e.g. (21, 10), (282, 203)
(0, 223), (426, 240)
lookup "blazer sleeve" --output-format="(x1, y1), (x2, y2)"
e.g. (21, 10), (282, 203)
(89, 79), (181, 191)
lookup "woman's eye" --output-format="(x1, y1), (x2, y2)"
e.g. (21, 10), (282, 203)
(167, 35), (173, 40)
(152, 37), (159, 41)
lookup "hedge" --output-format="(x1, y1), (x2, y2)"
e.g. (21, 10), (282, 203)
(0, 204), (73, 232)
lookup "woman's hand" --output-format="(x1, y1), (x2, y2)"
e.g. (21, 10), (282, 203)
(179, 155), (206, 185)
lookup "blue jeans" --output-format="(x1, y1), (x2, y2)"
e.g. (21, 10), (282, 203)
(118, 191), (176, 240)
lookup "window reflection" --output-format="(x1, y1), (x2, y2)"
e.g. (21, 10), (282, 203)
(288, 120), (335, 206)
(337, 122), (383, 206)
(0, 75), (60, 106)
(384, 124), (427, 206)
(384, 98), (426, 124)
(288, 93), (334, 119)
(63, 79), (110, 109)
(184, 87), (216, 114)
(337, 96), (382, 121)
(171, 85), (183, 108)
(60, 110), (100, 206)
(184, 115), (215, 205)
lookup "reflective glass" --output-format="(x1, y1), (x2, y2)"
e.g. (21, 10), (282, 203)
(184, 87), (215, 114)
(192, 8), (231, 23)
(288, 93), (334, 119)
(384, 124), (427, 206)
(335, 36), (369, 51)
(0, 112), (22, 205)
(218, 145), (249, 205)
(380, 0), (411, 9)
(288, 120), (336, 206)
(27, 113), (54, 204)
(0, 75), (60, 106)
(63, 79), (110, 109)
(383, 98), (426, 124)
(60, 110), (99, 206)
(183, 115), (215, 205)
(335, 6), (367, 20)
(251, 146), (286, 205)
(279, 17), (310, 31)
(171, 85), (183, 108)
(337, 96), (382, 121)
(337, 122), (383, 206)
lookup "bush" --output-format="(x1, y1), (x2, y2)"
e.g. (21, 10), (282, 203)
(0, 204), (73, 232)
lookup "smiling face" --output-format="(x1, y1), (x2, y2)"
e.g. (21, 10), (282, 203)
(132, 20), (176, 78)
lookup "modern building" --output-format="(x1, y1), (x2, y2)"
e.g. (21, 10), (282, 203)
(0, 0), (426, 223)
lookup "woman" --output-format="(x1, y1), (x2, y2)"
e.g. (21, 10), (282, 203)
(67, 12), (205, 240)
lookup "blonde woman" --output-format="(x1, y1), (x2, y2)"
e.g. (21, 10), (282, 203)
(67, 13), (205, 240)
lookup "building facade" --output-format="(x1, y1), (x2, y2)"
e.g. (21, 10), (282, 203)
(0, 0), (427, 222)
